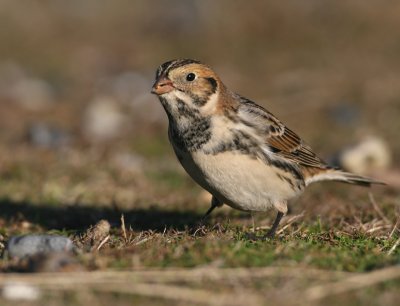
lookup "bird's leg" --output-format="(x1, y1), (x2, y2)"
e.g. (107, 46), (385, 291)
(201, 195), (221, 222)
(245, 211), (285, 240)
(264, 211), (284, 239)
(244, 211), (258, 240)
(250, 211), (256, 233)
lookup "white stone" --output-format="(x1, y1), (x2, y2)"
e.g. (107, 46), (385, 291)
(339, 136), (392, 175)
(2, 283), (41, 301)
(83, 95), (126, 141)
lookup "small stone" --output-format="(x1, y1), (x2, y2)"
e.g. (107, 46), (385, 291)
(9, 78), (54, 111)
(83, 95), (126, 142)
(6, 234), (75, 259)
(2, 282), (41, 301)
(28, 123), (70, 148)
(338, 136), (392, 175)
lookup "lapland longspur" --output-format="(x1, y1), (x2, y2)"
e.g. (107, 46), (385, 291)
(151, 59), (384, 238)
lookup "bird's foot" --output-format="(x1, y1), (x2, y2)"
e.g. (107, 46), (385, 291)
(244, 228), (277, 241)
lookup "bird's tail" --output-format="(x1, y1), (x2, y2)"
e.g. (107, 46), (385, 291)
(305, 168), (386, 187)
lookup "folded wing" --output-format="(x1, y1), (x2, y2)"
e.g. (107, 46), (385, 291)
(237, 96), (328, 169)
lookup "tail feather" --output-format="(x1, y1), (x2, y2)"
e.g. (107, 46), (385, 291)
(305, 168), (386, 187)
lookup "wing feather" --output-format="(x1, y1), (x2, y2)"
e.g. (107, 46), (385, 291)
(237, 97), (328, 169)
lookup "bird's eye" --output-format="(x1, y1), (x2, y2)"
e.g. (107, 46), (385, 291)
(186, 73), (196, 82)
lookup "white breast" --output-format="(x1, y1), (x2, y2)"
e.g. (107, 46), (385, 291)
(174, 149), (302, 212)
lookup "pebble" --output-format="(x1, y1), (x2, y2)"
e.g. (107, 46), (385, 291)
(9, 77), (54, 111)
(28, 123), (70, 148)
(82, 95), (126, 142)
(2, 282), (41, 301)
(337, 136), (392, 175)
(0, 61), (55, 111)
(6, 234), (75, 259)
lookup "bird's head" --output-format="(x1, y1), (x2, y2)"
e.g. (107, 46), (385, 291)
(151, 59), (225, 114)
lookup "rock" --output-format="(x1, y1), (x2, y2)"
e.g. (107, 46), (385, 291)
(337, 136), (392, 175)
(6, 234), (75, 259)
(0, 61), (55, 111)
(9, 77), (55, 111)
(28, 123), (70, 148)
(2, 282), (41, 301)
(82, 95), (126, 142)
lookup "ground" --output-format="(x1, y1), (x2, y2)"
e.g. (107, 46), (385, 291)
(0, 1), (399, 305)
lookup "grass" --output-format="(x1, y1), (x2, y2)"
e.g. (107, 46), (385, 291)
(0, 142), (399, 306)
(0, 141), (399, 306)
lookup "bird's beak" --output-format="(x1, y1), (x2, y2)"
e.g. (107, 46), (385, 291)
(151, 77), (174, 95)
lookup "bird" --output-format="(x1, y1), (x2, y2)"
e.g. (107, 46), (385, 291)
(151, 59), (384, 239)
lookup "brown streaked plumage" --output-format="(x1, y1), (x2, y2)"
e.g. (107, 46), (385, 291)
(151, 59), (385, 239)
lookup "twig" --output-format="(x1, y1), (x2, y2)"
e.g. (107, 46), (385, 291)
(256, 212), (304, 232)
(96, 235), (110, 251)
(354, 215), (368, 232)
(388, 238), (400, 256)
(120, 214), (127, 242)
(134, 236), (153, 246)
(369, 193), (389, 223)
(306, 266), (400, 301)
(276, 211), (305, 235)
(389, 217), (399, 239)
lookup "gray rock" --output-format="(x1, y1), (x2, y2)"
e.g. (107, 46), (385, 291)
(28, 123), (70, 148)
(6, 235), (75, 259)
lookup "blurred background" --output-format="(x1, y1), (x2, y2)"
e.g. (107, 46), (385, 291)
(0, 0), (399, 228)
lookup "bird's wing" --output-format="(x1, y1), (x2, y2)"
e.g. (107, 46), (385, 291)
(237, 97), (328, 168)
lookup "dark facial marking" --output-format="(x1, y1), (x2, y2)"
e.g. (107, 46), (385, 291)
(190, 78), (218, 107)
(156, 59), (201, 79)
(206, 77), (218, 93)
(176, 98), (200, 118)
(156, 60), (174, 78)
(190, 94), (208, 107)
(159, 96), (173, 120)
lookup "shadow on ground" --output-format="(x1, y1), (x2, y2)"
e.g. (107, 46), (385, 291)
(0, 198), (203, 232)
